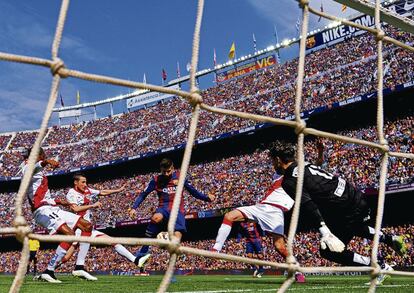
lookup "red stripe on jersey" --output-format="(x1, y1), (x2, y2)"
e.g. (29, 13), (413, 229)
(262, 177), (283, 201)
(33, 176), (49, 209)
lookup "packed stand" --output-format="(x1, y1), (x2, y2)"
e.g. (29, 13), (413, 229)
(0, 26), (413, 176)
(0, 115), (411, 229)
(0, 135), (12, 152)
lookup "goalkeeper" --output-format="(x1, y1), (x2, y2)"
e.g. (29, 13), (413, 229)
(268, 142), (406, 273)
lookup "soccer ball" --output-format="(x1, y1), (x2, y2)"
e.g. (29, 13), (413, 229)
(157, 232), (170, 241)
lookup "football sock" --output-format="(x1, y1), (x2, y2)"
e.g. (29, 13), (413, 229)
(76, 242), (90, 266)
(47, 245), (67, 271)
(114, 244), (136, 262)
(213, 218), (233, 252)
(136, 221), (159, 257)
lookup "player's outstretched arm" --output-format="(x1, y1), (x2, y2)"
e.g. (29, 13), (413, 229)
(70, 202), (102, 213)
(99, 184), (126, 196)
(184, 179), (214, 202)
(130, 179), (156, 218)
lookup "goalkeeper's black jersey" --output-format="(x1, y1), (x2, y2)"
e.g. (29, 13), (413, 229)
(281, 162), (364, 221)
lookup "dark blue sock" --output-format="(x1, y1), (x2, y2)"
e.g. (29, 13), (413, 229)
(135, 222), (159, 257)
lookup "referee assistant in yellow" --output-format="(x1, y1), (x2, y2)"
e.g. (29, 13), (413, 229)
(28, 239), (40, 277)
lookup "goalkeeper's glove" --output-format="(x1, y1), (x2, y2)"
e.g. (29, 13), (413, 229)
(319, 222), (345, 252)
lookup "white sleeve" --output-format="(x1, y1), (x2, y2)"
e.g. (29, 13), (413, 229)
(88, 188), (100, 200)
(66, 189), (78, 205)
(22, 161), (43, 175)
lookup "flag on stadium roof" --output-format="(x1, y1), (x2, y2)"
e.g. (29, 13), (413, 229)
(295, 18), (301, 36)
(213, 48), (217, 67)
(60, 93), (64, 107)
(176, 61), (181, 78)
(318, 2), (324, 22)
(186, 62), (191, 72)
(143, 73), (147, 84)
(228, 42), (236, 60)
(253, 33), (257, 52)
(273, 25), (281, 64)
(162, 68), (167, 81)
(76, 90), (80, 104)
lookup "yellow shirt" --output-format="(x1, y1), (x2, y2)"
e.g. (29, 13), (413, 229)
(29, 239), (40, 252)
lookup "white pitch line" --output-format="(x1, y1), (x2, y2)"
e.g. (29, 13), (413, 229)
(170, 283), (414, 293)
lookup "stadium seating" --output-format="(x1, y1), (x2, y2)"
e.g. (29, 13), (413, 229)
(0, 25), (413, 177)
(0, 116), (412, 228)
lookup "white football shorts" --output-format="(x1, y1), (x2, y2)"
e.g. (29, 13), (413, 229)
(237, 203), (285, 235)
(34, 206), (81, 235)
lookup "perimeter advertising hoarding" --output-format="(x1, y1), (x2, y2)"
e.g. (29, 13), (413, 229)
(216, 55), (276, 83)
(126, 84), (180, 109)
(58, 109), (81, 118)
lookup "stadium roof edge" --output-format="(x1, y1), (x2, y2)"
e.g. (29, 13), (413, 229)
(333, 0), (414, 34)
(52, 0), (408, 112)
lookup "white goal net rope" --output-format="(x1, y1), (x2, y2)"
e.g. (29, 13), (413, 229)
(0, 0), (413, 292)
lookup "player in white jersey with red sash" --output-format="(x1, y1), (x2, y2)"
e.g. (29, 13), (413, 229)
(212, 156), (306, 283)
(61, 173), (143, 280)
(22, 148), (93, 283)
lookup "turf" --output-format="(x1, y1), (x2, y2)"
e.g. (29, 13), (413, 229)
(1, 274), (414, 292)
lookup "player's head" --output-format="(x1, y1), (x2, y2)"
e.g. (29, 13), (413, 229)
(73, 172), (87, 192)
(23, 147), (45, 161)
(268, 141), (296, 174)
(160, 158), (174, 177)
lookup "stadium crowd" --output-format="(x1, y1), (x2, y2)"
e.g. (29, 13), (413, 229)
(2, 224), (413, 273)
(0, 25), (413, 176)
(0, 115), (411, 229)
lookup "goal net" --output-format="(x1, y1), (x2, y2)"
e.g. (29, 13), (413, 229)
(0, 0), (413, 292)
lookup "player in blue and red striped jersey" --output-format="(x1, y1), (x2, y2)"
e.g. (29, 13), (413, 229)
(239, 222), (265, 278)
(129, 158), (215, 266)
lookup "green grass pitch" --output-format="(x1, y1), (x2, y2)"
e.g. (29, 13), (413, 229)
(1, 274), (414, 292)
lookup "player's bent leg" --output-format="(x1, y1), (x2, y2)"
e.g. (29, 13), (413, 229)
(134, 213), (163, 264)
(213, 209), (246, 252)
(76, 218), (92, 232)
(256, 253), (265, 278)
(270, 233), (288, 258)
(359, 226), (408, 256)
(270, 233), (305, 283)
(41, 224), (76, 283)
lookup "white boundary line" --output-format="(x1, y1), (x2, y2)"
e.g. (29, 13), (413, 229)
(172, 283), (414, 293)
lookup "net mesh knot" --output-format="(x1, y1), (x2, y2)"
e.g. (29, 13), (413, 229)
(50, 58), (67, 77)
(286, 255), (300, 276)
(12, 216), (30, 243)
(376, 29), (385, 41)
(299, 0), (309, 8)
(371, 264), (381, 278)
(189, 91), (203, 107)
(380, 142), (390, 153)
(167, 236), (181, 255)
(295, 120), (306, 134)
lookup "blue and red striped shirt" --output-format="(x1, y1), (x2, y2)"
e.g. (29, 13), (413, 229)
(132, 171), (210, 212)
(239, 222), (262, 243)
